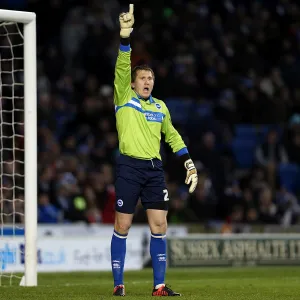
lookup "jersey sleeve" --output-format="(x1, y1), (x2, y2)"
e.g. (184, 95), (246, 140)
(114, 44), (132, 106)
(161, 105), (188, 156)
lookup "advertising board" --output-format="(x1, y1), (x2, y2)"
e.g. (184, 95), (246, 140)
(0, 236), (142, 272)
(167, 234), (300, 267)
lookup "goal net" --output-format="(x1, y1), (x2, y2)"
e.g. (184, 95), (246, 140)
(0, 10), (37, 287)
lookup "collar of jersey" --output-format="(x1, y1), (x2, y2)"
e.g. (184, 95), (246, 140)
(135, 92), (155, 104)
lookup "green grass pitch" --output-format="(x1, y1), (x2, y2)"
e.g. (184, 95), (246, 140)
(1, 266), (300, 299)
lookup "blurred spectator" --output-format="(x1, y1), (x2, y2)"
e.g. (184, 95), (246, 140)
(38, 193), (62, 223)
(168, 196), (198, 224)
(258, 187), (279, 224)
(286, 132), (300, 165)
(188, 174), (217, 222)
(191, 131), (226, 196)
(242, 188), (258, 224)
(255, 129), (288, 188)
(276, 187), (300, 226)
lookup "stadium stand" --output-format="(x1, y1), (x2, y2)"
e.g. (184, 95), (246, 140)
(2, 0), (300, 227)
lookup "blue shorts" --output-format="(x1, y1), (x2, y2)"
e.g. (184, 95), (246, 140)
(115, 154), (169, 214)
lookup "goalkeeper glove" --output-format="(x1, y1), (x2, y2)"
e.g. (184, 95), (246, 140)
(184, 159), (198, 193)
(119, 4), (134, 38)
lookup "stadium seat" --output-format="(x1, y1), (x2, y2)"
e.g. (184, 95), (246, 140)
(235, 124), (257, 137)
(231, 139), (257, 169)
(194, 102), (213, 119)
(278, 163), (300, 193)
(165, 98), (193, 125)
(235, 124), (258, 144)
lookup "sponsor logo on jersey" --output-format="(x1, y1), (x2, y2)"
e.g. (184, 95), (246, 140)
(144, 112), (164, 122)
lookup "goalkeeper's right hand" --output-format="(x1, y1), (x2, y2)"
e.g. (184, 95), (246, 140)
(119, 4), (134, 38)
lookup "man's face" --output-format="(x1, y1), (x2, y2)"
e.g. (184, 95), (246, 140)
(131, 70), (154, 99)
(267, 131), (277, 144)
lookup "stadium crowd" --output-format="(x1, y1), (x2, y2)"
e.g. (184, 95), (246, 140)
(2, 0), (300, 227)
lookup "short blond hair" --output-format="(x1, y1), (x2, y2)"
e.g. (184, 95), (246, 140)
(131, 65), (155, 82)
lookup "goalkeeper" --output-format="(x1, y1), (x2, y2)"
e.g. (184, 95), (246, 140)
(111, 4), (198, 297)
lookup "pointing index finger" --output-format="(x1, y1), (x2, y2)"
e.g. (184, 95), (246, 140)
(129, 4), (134, 14)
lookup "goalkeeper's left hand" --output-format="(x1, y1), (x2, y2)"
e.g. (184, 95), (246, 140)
(184, 159), (198, 193)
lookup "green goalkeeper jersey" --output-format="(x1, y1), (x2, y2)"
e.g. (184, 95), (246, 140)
(114, 44), (188, 160)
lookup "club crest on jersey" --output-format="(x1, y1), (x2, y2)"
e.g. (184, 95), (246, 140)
(155, 103), (161, 110)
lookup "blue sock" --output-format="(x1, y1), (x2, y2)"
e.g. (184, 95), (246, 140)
(150, 233), (167, 287)
(111, 230), (127, 287)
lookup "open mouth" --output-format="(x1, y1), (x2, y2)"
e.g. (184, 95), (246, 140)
(143, 87), (149, 92)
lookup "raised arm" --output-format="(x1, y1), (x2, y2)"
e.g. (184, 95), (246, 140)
(114, 4), (135, 106)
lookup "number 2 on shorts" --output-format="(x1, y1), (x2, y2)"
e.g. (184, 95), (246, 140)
(163, 189), (169, 201)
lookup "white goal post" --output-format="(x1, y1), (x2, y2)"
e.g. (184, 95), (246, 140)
(0, 9), (37, 286)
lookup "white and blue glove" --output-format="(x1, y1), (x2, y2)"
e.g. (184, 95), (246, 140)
(184, 159), (198, 193)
